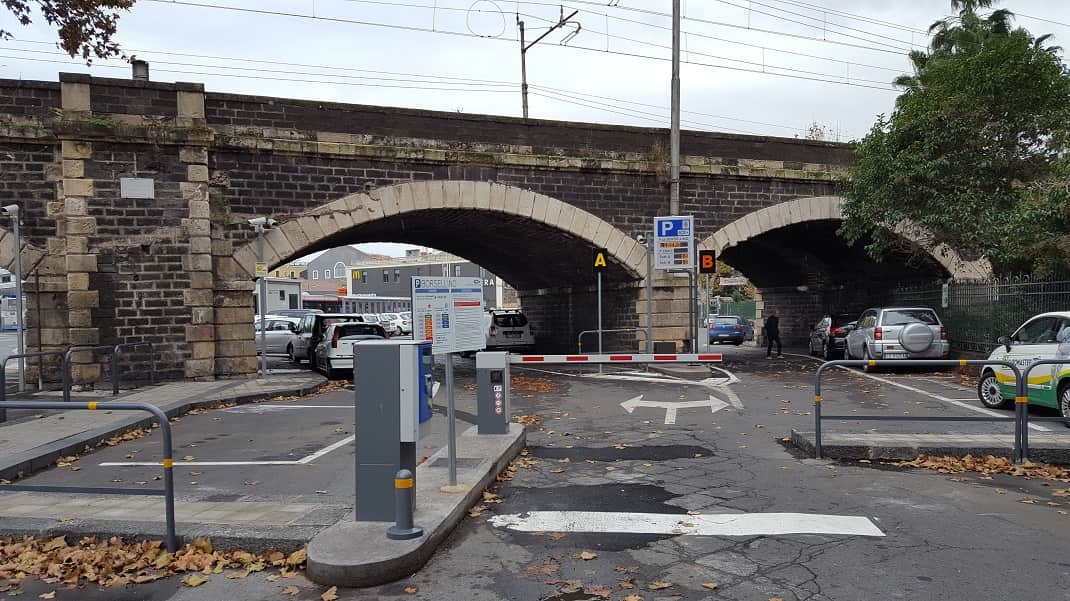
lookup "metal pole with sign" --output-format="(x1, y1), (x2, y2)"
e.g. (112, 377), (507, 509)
(645, 231), (653, 352)
(698, 250), (717, 352)
(593, 248), (608, 372)
(410, 276), (485, 490)
(653, 216), (695, 350)
(256, 239), (267, 378)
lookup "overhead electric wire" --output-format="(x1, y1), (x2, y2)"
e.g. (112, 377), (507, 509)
(758, 0), (929, 36)
(1016, 13), (1070, 29)
(4, 39), (813, 132)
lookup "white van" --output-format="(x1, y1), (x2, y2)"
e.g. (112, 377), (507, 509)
(977, 311), (1070, 424)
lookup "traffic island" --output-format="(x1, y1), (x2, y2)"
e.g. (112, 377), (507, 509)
(790, 429), (1070, 464)
(306, 423), (525, 588)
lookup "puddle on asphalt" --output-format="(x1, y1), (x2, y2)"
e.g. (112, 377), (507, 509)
(527, 444), (713, 462)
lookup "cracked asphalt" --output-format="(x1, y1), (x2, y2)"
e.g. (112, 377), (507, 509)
(5, 346), (1070, 600)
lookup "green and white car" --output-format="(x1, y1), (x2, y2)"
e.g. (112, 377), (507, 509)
(977, 311), (1070, 424)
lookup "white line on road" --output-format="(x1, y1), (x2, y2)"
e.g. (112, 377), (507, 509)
(785, 353), (1050, 432)
(620, 394), (730, 424)
(489, 511), (885, 537)
(297, 435), (354, 464)
(100, 435), (355, 468)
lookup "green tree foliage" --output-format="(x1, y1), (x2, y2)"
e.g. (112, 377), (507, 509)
(841, 0), (1070, 275)
(1, 0), (134, 61)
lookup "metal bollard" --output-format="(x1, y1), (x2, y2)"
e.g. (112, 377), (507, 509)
(386, 469), (423, 540)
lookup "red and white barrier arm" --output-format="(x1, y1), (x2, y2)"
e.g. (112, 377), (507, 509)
(508, 353), (722, 364)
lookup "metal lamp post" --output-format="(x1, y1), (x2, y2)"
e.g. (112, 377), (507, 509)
(248, 217), (277, 377)
(1, 206), (24, 391)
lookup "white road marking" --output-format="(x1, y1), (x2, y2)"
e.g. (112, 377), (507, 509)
(223, 404), (349, 413)
(100, 435), (355, 468)
(785, 353), (1050, 432)
(489, 511), (884, 537)
(620, 394), (730, 424)
(297, 435), (354, 464)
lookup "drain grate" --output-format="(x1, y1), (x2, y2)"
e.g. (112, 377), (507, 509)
(426, 458), (483, 469)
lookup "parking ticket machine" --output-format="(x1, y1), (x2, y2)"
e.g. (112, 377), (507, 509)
(354, 339), (434, 522)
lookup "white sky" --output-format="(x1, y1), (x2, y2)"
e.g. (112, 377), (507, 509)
(2, 0), (1068, 259)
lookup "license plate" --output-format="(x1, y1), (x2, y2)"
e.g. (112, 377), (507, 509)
(718, 334), (731, 337)
(883, 352), (909, 359)
(504, 331), (522, 338)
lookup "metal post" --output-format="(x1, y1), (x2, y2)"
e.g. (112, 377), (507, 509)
(113, 346), (121, 396)
(257, 227), (267, 378)
(519, 19), (528, 119)
(386, 469), (423, 540)
(686, 270), (694, 352)
(445, 352), (457, 486)
(814, 395), (822, 459)
(645, 233), (653, 352)
(669, 0), (682, 215)
(597, 271), (603, 373)
(11, 209), (24, 392)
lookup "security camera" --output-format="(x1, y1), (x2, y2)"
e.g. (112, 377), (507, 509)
(247, 216), (277, 230)
(0, 205), (19, 217)
(635, 233), (646, 245)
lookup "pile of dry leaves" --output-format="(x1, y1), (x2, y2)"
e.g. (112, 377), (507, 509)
(0, 536), (306, 590)
(896, 454), (1070, 481)
(513, 414), (542, 426)
(510, 376), (558, 393)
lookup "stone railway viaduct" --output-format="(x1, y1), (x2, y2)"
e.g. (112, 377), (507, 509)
(0, 73), (990, 382)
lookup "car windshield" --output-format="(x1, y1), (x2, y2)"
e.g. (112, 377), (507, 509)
(381, 314), (399, 320)
(882, 309), (939, 326)
(335, 323), (384, 338)
(714, 317), (739, 326)
(493, 313), (528, 327)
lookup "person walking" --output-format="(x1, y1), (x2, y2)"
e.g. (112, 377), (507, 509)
(765, 309), (782, 359)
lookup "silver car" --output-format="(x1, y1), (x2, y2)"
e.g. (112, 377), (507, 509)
(844, 307), (949, 372)
(254, 316), (300, 355)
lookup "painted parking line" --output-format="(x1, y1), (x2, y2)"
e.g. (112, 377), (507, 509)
(786, 353), (1051, 432)
(489, 511), (884, 537)
(514, 365), (744, 409)
(99, 434), (355, 467)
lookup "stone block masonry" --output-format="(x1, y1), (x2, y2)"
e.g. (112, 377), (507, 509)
(0, 72), (856, 379)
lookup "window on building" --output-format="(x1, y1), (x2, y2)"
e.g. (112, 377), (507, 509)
(334, 262), (345, 279)
(312, 270), (319, 280)
(383, 270), (389, 283)
(289, 271), (296, 279)
(278, 290), (285, 300)
(394, 269), (400, 283)
(454, 265), (461, 277)
(361, 271), (367, 284)
(0, 275), (9, 284)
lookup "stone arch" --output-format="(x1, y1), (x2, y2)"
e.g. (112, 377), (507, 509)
(697, 195), (992, 281)
(229, 181), (647, 286)
(0, 226), (46, 276)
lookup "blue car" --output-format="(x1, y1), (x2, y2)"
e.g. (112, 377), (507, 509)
(708, 315), (754, 345)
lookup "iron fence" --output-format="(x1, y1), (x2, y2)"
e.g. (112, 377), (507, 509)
(893, 275), (1070, 355)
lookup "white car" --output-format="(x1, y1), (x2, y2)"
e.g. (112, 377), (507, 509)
(311, 321), (387, 379)
(254, 316), (300, 355)
(379, 313), (409, 335)
(977, 311), (1070, 421)
(844, 307), (949, 372)
(484, 309), (535, 352)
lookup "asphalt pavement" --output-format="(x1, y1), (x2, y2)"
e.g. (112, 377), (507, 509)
(3, 346), (1070, 600)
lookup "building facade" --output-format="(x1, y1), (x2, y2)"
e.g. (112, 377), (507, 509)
(306, 247), (371, 283)
(344, 253), (507, 308)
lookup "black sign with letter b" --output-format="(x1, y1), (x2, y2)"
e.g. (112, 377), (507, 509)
(699, 250), (717, 274)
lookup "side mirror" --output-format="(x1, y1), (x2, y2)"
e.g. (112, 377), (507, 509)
(997, 335), (1011, 352)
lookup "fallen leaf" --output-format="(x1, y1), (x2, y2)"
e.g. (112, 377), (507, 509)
(281, 585), (300, 596)
(578, 551), (598, 560)
(404, 586), (418, 594)
(623, 595), (643, 601)
(648, 581), (673, 590)
(38, 593), (55, 600)
(619, 578), (636, 589)
(321, 586), (339, 601)
(182, 574), (209, 587)
(770, 598), (785, 601)
(266, 574), (281, 582)
(1020, 498), (1038, 504)
(586, 583), (612, 598)
(468, 505), (487, 517)
(287, 548), (308, 566)
(182, 456), (195, 461)
(523, 558), (561, 577)
(702, 582), (719, 590)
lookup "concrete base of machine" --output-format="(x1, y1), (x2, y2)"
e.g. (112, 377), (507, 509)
(306, 423), (526, 587)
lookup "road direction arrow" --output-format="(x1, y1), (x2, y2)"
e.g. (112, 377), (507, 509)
(620, 394), (730, 424)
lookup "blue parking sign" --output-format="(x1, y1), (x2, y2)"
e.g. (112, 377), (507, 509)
(653, 215), (695, 270)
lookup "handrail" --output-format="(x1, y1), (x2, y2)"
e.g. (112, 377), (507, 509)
(0, 351), (67, 422)
(113, 342), (156, 395)
(63, 345), (117, 403)
(1019, 359), (1070, 460)
(814, 359), (1027, 463)
(577, 328), (649, 354)
(0, 400), (177, 551)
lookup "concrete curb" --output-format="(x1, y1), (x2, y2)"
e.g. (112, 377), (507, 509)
(790, 429), (1070, 464)
(0, 378), (326, 481)
(306, 424), (526, 587)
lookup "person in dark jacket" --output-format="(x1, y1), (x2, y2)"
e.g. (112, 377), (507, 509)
(765, 309), (782, 358)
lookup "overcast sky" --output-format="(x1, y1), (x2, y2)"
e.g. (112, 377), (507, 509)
(3, 0), (1069, 257)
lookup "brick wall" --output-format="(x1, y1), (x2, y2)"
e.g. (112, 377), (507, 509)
(0, 81), (60, 118)
(89, 82), (178, 117)
(0, 143), (57, 247)
(521, 285), (640, 353)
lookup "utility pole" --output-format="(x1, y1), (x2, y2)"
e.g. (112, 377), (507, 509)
(669, 0), (681, 214)
(517, 8), (580, 119)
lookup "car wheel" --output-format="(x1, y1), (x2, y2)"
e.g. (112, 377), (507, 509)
(978, 369), (1012, 409)
(733, 341), (742, 346)
(287, 344), (298, 364)
(1058, 382), (1070, 428)
(862, 346), (877, 372)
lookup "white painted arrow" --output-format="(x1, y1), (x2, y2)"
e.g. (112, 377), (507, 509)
(620, 394), (730, 424)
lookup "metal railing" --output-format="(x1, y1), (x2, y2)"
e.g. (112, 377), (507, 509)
(1020, 360), (1070, 459)
(814, 359), (1028, 462)
(114, 342), (156, 394)
(577, 328), (648, 354)
(62, 345), (118, 403)
(0, 400), (178, 551)
(0, 351), (67, 422)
